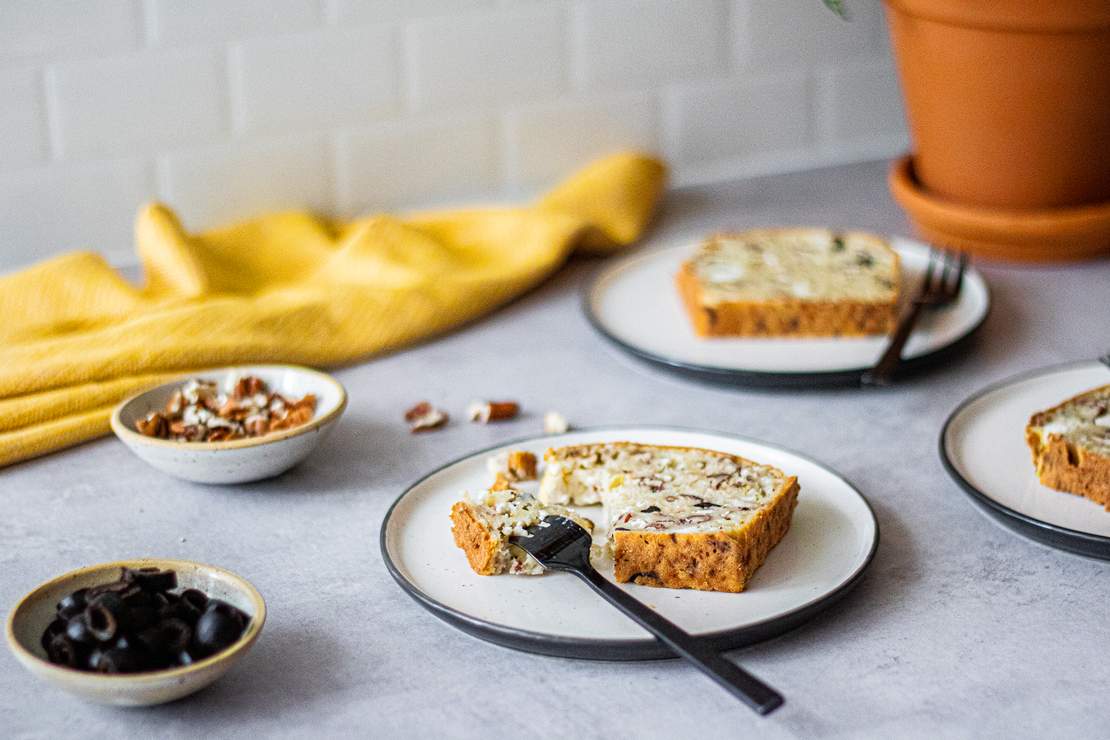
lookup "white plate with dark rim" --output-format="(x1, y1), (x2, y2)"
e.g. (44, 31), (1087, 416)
(585, 237), (990, 388)
(380, 427), (878, 660)
(941, 361), (1110, 560)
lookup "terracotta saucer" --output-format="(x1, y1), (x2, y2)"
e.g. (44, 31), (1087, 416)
(889, 155), (1110, 263)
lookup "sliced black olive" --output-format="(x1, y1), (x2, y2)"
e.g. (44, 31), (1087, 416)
(46, 633), (84, 668)
(85, 579), (130, 600)
(193, 609), (243, 656)
(856, 253), (875, 267)
(87, 647), (105, 671)
(56, 588), (89, 618)
(180, 589), (208, 612)
(175, 649), (197, 667)
(205, 600), (248, 629)
(86, 592), (124, 642)
(159, 600), (197, 625)
(121, 587), (157, 609)
(123, 567), (177, 592)
(694, 501), (721, 509)
(640, 505), (661, 513)
(65, 614), (97, 645)
(96, 647), (144, 674)
(125, 605), (158, 632)
(40, 617), (66, 651)
(832, 236), (846, 252)
(160, 619), (193, 654)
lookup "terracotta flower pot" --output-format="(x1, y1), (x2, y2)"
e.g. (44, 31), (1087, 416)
(884, 0), (1110, 261)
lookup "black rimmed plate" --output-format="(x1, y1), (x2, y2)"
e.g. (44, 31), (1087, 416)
(940, 361), (1110, 560)
(380, 427), (878, 660)
(584, 237), (990, 388)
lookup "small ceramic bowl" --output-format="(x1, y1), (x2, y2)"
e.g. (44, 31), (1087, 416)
(6, 559), (266, 707)
(111, 364), (347, 484)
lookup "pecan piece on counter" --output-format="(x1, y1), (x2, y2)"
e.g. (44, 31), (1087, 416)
(405, 401), (449, 433)
(543, 410), (569, 434)
(467, 400), (519, 424)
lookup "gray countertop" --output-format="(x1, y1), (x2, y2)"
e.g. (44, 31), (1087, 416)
(4, 159), (1109, 739)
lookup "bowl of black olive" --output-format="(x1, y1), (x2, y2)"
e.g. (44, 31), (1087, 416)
(5, 559), (266, 706)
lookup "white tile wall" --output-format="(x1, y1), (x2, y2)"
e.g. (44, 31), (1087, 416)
(159, 134), (334, 230)
(0, 0), (909, 270)
(505, 93), (658, 189)
(574, 0), (726, 91)
(147, 0), (322, 46)
(664, 72), (813, 185)
(231, 25), (397, 134)
(407, 6), (567, 112)
(49, 47), (226, 159)
(0, 158), (152, 266)
(0, 1), (141, 65)
(335, 115), (497, 212)
(0, 68), (46, 169)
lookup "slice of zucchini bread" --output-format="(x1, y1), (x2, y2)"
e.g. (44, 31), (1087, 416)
(539, 442), (799, 593)
(676, 228), (900, 337)
(1025, 385), (1110, 509)
(450, 488), (593, 576)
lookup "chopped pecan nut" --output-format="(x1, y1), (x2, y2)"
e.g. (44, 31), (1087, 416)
(543, 410), (569, 434)
(135, 412), (168, 439)
(405, 401), (449, 433)
(490, 472), (512, 491)
(467, 400), (520, 423)
(506, 450), (537, 481)
(134, 375), (316, 443)
(232, 375), (266, 400)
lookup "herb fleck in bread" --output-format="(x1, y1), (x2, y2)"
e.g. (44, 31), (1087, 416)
(676, 228), (900, 337)
(539, 442), (798, 593)
(1025, 385), (1110, 509)
(450, 489), (593, 575)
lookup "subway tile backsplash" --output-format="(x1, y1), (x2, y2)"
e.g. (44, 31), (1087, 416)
(0, 0), (908, 269)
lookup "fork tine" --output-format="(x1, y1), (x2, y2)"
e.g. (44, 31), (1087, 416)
(921, 248), (939, 294)
(950, 250), (968, 297)
(939, 249), (956, 291)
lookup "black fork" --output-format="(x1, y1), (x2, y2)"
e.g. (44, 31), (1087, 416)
(511, 516), (784, 716)
(862, 247), (967, 386)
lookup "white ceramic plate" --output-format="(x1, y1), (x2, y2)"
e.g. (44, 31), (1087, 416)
(585, 237), (990, 386)
(941, 361), (1110, 559)
(380, 427), (878, 660)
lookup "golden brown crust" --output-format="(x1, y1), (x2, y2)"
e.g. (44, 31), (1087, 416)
(1025, 427), (1110, 510)
(449, 501), (501, 575)
(677, 262), (897, 337)
(612, 477), (799, 593)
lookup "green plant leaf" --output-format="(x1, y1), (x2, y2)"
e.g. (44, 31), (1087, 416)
(823, 0), (848, 19)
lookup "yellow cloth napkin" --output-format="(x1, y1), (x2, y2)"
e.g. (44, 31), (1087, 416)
(0, 153), (666, 468)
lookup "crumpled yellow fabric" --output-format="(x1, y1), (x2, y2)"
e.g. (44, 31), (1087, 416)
(0, 152), (666, 468)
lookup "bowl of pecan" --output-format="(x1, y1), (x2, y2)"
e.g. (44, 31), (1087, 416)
(110, 365), (347, 484)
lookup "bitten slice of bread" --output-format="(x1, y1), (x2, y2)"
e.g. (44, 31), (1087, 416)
(676, 228), (900, 337)
(539, 442), (799, 593)
(450, 489), (593, 575)
(1025, 384), (1110, 509)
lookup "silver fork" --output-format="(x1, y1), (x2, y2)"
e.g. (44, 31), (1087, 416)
(861, 248), (967, 386)
(511, 516), (784, 716)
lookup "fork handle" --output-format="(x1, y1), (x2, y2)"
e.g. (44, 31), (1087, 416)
(573, 567), (783, 715)
(861, 298), (927, 387)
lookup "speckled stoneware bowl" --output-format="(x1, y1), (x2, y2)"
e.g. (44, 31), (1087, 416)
(5, 559), (266, 707)
(111, 364), (347, 484)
